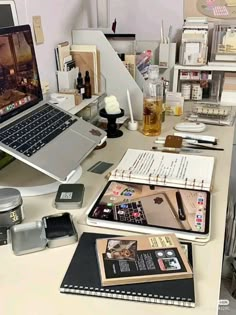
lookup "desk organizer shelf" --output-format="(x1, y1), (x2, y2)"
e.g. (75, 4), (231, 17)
(71, 30), (143, 121)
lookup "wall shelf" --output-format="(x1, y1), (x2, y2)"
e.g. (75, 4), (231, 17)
(173, 63), (236, 105)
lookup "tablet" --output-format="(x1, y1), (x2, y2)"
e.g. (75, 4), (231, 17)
(87, 180), (211, 242)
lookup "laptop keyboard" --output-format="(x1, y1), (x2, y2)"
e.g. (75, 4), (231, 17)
(115, 200), (147, 224)
(0, 104), (77, 157)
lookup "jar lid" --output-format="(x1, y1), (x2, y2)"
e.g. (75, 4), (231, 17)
(0, 188), (22, 212)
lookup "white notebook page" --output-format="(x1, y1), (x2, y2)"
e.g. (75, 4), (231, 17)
(111, 149), (214, 190)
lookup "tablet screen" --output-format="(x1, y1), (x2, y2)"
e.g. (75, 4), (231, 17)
(87, 180), (210, 235)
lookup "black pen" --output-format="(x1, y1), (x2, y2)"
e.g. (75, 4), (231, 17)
(176, 191), (186, 221)
(184, 145), (224, 151)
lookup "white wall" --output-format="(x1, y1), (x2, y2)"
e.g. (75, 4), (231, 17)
(13, 0), (184, 92)
(109, 0), (183, 40)
(14, 0), (87, 91)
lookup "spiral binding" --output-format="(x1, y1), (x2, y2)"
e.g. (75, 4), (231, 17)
(113, 170), (206, 190)
(185, 178), (188, 188)
(163, 175), (167, 185)
(60, 285), (195, 307)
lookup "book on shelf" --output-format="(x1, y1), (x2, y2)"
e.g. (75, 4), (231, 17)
(60, 232), (195, 307)
(55, 41), (71, 72)
(109, 148), (214, 191)
(95, 233), (193, 287)
(220, 72), (236, 105)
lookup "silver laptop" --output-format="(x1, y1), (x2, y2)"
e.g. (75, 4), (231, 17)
(0, 25), (107, 182)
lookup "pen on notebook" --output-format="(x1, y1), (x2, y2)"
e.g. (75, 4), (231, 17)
(184, 145), (224, 151)
(173, 133), (217, 144)
(176, 191), (186, 221)
(154, 139), (223, 150)
(155, 139), (207, 145)
(151, 146), (201, 153)
(155, 137), (217, 145)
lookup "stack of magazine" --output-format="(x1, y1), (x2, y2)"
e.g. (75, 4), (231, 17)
(60, 232), (195, 308)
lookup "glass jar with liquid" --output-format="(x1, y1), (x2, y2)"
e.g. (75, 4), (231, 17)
(142, 65), (163, 136)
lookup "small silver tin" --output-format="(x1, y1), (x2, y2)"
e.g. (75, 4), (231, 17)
(10, 213), (78, 255)
(0, 188), (23, 228)
(10, 221), (47, 255)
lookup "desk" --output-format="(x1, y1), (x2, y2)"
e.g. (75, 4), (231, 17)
(0, 117), (234, 315)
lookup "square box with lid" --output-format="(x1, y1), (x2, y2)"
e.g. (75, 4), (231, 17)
(10, 212), (78, 255)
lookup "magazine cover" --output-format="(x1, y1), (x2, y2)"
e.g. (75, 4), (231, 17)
(96, 233), (193, 286)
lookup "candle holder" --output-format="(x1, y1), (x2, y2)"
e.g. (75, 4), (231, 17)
(99, 108), (124, 138)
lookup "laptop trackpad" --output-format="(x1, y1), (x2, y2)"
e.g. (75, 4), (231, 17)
(58, 129), (95, 161)
(37, 129), (96, 177)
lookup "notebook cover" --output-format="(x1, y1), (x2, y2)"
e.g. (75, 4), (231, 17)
(60, 232), (195, 307)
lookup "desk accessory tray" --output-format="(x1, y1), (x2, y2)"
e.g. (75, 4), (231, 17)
(186, 104), (235, 126)
(10, 213), (78, 255)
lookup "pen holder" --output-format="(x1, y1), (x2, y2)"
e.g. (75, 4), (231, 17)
(99, 108), (124, 138)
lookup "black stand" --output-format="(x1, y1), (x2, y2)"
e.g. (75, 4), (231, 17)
(99, 108), (124, 138)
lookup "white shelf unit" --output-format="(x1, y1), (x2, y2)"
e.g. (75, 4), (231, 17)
(71, 30), (143, 120)
(54, 95), (101, 115)
(172, 64), (236, 105)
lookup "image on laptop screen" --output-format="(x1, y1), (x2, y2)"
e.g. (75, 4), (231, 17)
(0, 26), (42, 123)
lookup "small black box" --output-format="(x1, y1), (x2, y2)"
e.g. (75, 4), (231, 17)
(55, 184), (85, 210)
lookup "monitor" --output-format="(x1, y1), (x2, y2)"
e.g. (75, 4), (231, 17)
(0, 1), (19, 28)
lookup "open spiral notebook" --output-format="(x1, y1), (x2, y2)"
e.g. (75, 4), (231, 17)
(87, 149), (214, 243)
(108, 148), (215, 190)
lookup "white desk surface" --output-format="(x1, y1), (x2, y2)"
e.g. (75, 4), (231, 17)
(0, 117), (234, 315)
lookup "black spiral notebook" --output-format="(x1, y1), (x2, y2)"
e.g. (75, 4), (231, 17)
(60, 232), (195, 307)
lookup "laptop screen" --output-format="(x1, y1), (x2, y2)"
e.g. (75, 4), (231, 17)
(0, 25), (43, 123)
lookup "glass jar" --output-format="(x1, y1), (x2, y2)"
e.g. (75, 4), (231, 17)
(142, 65), (163, 136)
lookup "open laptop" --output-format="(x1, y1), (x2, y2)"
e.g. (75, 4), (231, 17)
(0, 25), (107, 182)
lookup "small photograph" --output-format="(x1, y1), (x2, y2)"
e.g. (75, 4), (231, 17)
(105, 239), (137, 261)
(158, 257), (181, 271)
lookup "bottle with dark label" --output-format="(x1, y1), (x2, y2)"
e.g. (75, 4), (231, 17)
(76, 72), (85, 97)
(84, 71), (92, 99)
